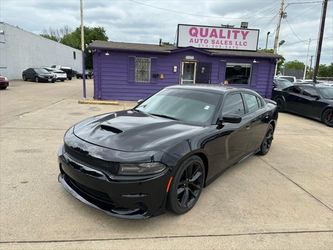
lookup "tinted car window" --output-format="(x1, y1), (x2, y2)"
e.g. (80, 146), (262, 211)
(222, 93), (245, 116)
(136, 88), (221, 125)
(301, 87), (318, 97)
(287, 86), (301, 94)
(318, 87), (333, 99)
(243, 93), (260, 113)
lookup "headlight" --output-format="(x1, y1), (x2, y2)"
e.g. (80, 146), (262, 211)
(118, 162), (166, 176)
(4, 77), (8, 81)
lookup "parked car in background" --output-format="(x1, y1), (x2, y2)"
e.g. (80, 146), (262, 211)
(272, 84), (333, 127)
(22, 68), (55, 83)
(44, 67), (67, 82)
(273, 78), (293, 90)
(51, 65), (74, 80)
(76, 69), (93, 79)
(277, 75), (297, 83)
(58, 85), (278, 218)
(0, 75), (9, 89)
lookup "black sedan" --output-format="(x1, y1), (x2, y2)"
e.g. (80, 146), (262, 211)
(22, 68), (55, 83)
(58, 85), (278, 219)
(272, 84), (333, 127)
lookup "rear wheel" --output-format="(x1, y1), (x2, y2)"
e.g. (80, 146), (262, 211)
(168, 156), (205, 214)
(275, 98), (285, 112)
(322, 109), (333, 127)
(258, 124), (274, 155)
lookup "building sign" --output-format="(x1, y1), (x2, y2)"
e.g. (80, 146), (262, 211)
(177, 24), (259, 51)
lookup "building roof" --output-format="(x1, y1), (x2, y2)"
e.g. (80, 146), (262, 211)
(89, 40), (281, 59)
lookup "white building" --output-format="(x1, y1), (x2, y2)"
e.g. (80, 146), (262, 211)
(0, 22), (82, 80)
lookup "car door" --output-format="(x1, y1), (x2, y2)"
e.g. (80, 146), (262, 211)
(242, 93), (269, 152)
(220, 93), (253, 164)
(298, 86), (323, 118)
(284, 86), (302, 113)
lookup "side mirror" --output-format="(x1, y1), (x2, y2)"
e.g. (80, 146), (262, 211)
(137, 99), (144, 105)
(223, 114), (242, 124)
(312, 95), (320, 100)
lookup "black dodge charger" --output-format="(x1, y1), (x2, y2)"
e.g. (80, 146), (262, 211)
(58, 85), (278, 219)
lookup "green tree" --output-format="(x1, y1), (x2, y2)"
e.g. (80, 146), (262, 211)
(61, 26), (108, 69)
(284, 60), (305, 71)
(40, 34), (58, 42)
(318, 63), (333, 77)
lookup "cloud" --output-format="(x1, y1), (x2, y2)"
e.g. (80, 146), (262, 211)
(1, 0), (332, 64)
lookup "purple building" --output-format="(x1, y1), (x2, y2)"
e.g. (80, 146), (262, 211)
(90, 40), (279, 101)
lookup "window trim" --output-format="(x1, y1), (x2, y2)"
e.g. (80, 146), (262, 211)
(225, 62), (252, 85)
(220, 92), (246, 118)
(135, 57), (151, 83)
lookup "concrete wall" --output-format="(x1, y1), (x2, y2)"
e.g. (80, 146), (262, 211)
(0, 22), (82, 80)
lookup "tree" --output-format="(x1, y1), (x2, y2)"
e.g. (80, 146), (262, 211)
(61, 26), (108, 69)
(40, 26), (72, 42)
(283, 60), (305, 70)
(318, 63), (333, 77)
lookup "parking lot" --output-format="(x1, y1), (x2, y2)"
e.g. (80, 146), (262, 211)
(0, 79), (332, 249)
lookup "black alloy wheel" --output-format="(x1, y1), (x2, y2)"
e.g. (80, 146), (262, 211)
(258, 124), (274, 155)
(322, 109), (333, 127)
(275, 98), (285, 112)
(35, 76), (39, 83)
(168, 155), (205, 214)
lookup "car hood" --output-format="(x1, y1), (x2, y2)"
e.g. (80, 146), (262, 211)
(73, 110), (202, 152)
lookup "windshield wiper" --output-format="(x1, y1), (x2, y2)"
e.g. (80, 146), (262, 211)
(148, 113), (179, 120)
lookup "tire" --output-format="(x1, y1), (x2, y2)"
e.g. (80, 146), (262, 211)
(23, 75), (27, 81)
(258, 124), (274, 155)
(52, 79), (55, 83)
(322, 109), (333, 127)
(275, 98), (285, 112)
(168, 155), (205, 214)
(61, 80), (64, 82)
(0, 86), (7, 90)
(68, 77), (72, 80)
(35, 77), (39, 83)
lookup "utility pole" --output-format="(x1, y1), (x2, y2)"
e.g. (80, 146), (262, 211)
(273, 0), (285, 53)
(310, 55), (314, 72)
(80, 0), (86, 98)
(313, 0), (328, 83)
(303, 38), (311, 80)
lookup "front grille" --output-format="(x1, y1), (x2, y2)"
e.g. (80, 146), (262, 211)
(64, 144), (119, 175)
(65, 174), (113, 204)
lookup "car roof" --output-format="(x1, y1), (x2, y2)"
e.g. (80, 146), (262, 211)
(166, 84), (260, 95)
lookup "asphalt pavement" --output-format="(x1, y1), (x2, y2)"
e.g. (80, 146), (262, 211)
(0, 79), (332, 249)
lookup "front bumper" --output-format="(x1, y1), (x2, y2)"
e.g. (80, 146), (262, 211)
(58, 147), (171, 219)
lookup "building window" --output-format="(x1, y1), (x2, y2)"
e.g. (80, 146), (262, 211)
(135, 57), (151, 83)
(225, 63), (251, 84)
(73, 51), (76, 60)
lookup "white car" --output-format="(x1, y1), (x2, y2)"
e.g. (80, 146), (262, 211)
(44, 67), (67, 82)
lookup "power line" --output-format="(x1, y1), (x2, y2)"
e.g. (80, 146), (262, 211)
(285, 19), (305, 42)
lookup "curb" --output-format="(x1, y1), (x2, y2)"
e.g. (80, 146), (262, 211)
(78, 99), (119, 105)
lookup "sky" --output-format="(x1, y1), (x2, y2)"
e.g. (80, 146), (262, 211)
(1, 0), (332, 65)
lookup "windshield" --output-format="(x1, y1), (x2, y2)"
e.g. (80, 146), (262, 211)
(135, 88), (221, 125)
(35, 68), (49, 74)
(275, 79), (293, 89)
(318, 87), (333, 99)
(279, 76), (294, 82)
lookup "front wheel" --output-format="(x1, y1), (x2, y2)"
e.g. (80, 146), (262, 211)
(322, 109), (333, 127)
(258, 124), (274, 155)
(168, 156), (205, 214)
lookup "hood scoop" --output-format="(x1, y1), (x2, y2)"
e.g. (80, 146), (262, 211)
(100, 123), (123, 134)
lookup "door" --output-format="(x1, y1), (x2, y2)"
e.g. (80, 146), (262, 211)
(298, 86), (323, 118)
(181, 61), (196, 84)
(284, 86), (302, 113)
(195, 62), (212, 84)
(242, 93), (268, 152)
